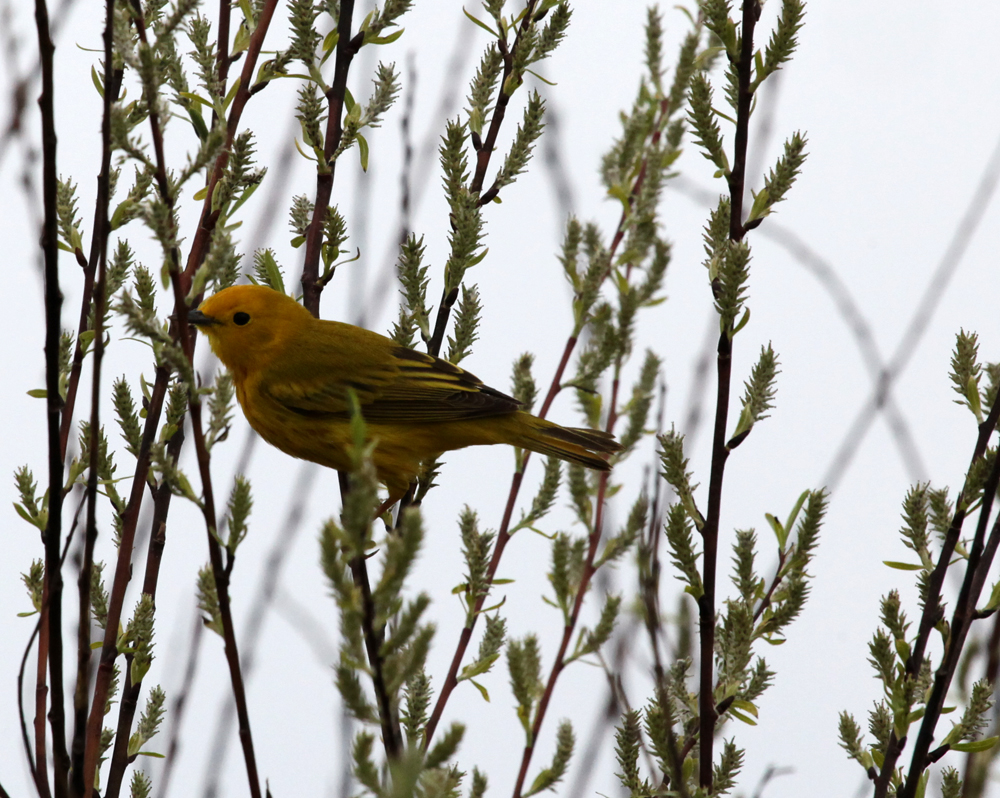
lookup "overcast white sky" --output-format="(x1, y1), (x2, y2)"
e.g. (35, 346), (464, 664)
(2, 2), (1000, 798)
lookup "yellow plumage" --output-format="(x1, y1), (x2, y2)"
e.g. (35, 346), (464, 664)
(189, 285), (621, 503)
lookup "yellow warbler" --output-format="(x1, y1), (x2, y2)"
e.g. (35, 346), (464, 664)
(189, 285), (621, 503)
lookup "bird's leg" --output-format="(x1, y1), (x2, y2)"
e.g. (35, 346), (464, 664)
(390, 481), (419, 531)
(373, 496), (397, 530)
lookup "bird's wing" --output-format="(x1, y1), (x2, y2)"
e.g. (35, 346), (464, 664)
(262, 324), (520, 424)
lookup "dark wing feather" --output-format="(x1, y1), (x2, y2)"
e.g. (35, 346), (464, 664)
(263, 325), (519, 423)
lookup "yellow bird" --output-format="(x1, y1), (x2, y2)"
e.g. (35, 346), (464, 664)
(188, 285), (621, 505)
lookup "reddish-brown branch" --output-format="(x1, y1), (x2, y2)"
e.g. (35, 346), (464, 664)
(898, 429), (1000, 798)
(351, 554), (403, 758)
(83, 2), (278, 789)
(103, 430), (185, 798)
(694, 4), (759, 789)
(69, 2), (115, 792)
(727, 1), (760, 243)
(185, 0), (280, 283)
(189, 365), (263, 797)
(426, 0), (538, 358)
(875, 389), (1000, 798)
(82, 368), (167, 791)
(57, 62), (125, 461)
(172, 222), (263, 796)
(422, 121), (653, 744)
(752, 550), (787, 623)
(697, 332), (732, 791)
(301, 0), (360, 316)
(34, 0), (70, 791)
(34, 578), (52, 798)
(512, 362), (621, 798)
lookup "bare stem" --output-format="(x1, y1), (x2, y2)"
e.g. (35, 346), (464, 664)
(897, 403), (1000, 798)
(511, 360), (622, 798)
(425, 0), (538, 358)
(422, 129), (655, 743)
(302, 0), (361, 316)
(34, 0), (70, 791)
(696, 3), (759, 789)
(82, 2), (278, 788)
(874, 388), (1000, 798)
(350, 553), (403, 758)
(34, 579), (52, 798)
(69, 1), (115, 792)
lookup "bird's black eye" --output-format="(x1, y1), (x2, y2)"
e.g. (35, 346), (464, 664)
(233, 312), (251, 326)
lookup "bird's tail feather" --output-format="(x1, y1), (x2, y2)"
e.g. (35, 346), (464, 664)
(518, 417), (622, 471)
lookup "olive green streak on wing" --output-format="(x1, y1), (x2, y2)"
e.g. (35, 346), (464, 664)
(266, 346), (521, 423)
(365, 347), (520, 422)
(262, 369), (392, 417)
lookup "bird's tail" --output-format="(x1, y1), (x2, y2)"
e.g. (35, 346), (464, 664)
(516, 414), (623, 471)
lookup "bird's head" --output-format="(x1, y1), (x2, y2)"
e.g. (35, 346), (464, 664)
(188, 284), (312, 377)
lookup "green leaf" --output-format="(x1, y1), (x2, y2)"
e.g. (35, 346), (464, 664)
(729, 707), (758, 726)
(731, 307), (751, 337)
(91, 65), (104, 98)
(26, 389), (47, 398)
(524, 68), (556, 86)
(357, 132), (370, 172)
(469, 679), (490, 702)
(178, 91), (212, 109)
(765, 512), (786, 548)
(731, 699), (759, 718)
(463, 7), (500, 37)
(983, 579), (1000, 612)
(322, 28), (339, 54)
(883, 561), (924, 571)
(366, 28), (405, 45)
(222, 77), (241, 111)
(951, 737), (999, 753)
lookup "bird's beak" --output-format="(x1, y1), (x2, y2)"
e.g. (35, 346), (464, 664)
(187, 309), (220, 327)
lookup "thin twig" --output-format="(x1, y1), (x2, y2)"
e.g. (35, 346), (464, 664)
(512, 466), (614, 798)
(696, 2), (759, 789)
(69, 0), (115, 791)
(34, 0), (70, 791)
(821, 127), (1000, 490)
(57, 61), (124, 461)
(340, 470), (404, 758)
(19, 618), (42, 793)
(301, 0), (361, 316)
(33, 578), (52, 798)
(359, 22), (472, 328)
(422, 106), (665, 744)
(200, 463), (319, 797)
(104, 429), (186, 798)
(425, 0), (539, 358)
(897, 408), (1000, 798)
(873, 388), (1000, 798)
(83, 1), (280, 789)
(23, 496), (82, 798)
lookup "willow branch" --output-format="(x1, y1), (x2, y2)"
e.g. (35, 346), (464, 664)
(422, 147), (653, 746)
(512, 365), (623, 798)
(69, 1), (115, 793)
(84, 1), (279, 787)
(875, 389), (1000, 798)
(696, 3), (758, 790)
(302, 0), (361, 315)
(34, 0), (70, 791)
